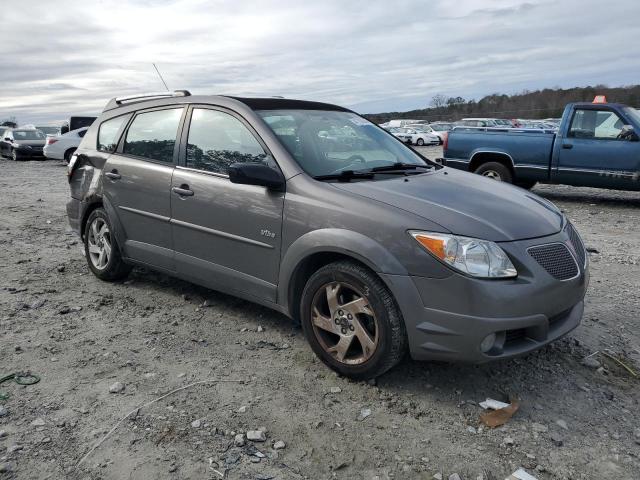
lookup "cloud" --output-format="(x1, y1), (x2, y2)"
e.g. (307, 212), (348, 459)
(1, 0), (639, 123)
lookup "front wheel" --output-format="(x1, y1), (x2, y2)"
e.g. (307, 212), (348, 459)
(300, 261), (407, 380)
(474, 162), (513, 183)
(84, 208), (131, 281)
(416, 138), (425, 146)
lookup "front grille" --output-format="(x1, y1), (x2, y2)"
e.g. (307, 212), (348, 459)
(528, 243), (578, 280)
(565, 222), (586, 266)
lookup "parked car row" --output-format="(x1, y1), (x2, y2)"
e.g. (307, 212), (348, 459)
(0, 125), (89, 162)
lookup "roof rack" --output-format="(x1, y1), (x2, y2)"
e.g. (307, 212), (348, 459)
(103, 90), (191, 111)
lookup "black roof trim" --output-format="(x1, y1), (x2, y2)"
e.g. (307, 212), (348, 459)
(224, 96), (351, 112)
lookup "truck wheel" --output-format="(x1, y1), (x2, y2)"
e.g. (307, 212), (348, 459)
(300, 260), (407, 380)
(84, 208), (131, 281)
(475, 162), (513, 183)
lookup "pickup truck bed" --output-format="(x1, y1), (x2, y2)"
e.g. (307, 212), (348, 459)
(443, 102), (640, 191)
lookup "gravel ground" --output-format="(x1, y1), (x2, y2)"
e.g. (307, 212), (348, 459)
(0, 154), (639, 480)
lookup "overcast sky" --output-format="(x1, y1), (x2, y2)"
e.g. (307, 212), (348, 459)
(1, 0), (639, 124)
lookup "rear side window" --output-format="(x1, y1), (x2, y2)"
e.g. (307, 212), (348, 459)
(98, 116), (128, 152)
(124, 108), (183, 163)
(185, 108), (269, 174)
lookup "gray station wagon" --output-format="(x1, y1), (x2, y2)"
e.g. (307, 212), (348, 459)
(67, 91), (588, 379)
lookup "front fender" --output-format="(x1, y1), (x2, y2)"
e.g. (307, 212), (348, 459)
(277, 228), (408, 312)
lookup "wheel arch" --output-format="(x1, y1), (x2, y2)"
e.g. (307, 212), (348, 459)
(278, 229), (408, 320)
(469, 150), (515, 176)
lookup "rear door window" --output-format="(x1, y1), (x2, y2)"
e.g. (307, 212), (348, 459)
(123, 108), (183, 162)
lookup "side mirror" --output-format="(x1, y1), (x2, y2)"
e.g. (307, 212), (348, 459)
(619, 125), (639, 141)
(228, 162), (285, 191)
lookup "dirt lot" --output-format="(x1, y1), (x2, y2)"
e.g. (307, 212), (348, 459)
(1, 153), (639, 480)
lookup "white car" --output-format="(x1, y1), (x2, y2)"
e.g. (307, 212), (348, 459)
(396, 126), (440, 146)
(43, 127), (88, 162)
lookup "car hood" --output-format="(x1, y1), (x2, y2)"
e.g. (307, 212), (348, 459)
(331, 168), (563, 242)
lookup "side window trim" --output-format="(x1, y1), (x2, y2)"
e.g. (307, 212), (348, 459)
(178, 104), (277, 177)
(116, 105), (188, 165)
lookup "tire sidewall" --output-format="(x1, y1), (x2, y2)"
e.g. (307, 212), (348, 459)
(64, 148), (76, 163)
(84, 209), (118, 279)
(300, 265), (396, 378)
(475, 162), (513, 183)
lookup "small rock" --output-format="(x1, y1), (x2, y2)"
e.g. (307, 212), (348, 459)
(257, 325), (265, 332)
(30, 418), (46, 427)
(531, 423), (548, 433)
(109, 382), (125, 393)
(168, 464), (178, 472)
(56, 265), (65, 272)
(237, 405), (248, 413)
(273, 440), (286, 450)
(0, 463), (14, 473)
(467, 426), (477, 434)
(504, 436), (515, 446)
(58, 306), (71, 315)
(582, 356), (601, 369)
(329, 387), (342, 394)
(7, 444), (23, 454)
(549, 431), (564, 446)
(0, 430), (7, 438)
(433, 474), (443, 480)
(191, 419), (202, 429)
(0, 406), (8, 417)
(357, 408), (371, 421)
(246, 430), (266, 442)
(556, 419), (568, 430)
(234, 433), (246, 446)
(449, 475), (462, 480)
(30, 299), (46, 309)
(634, 428), (640, 445)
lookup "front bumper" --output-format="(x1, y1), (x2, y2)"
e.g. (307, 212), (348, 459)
(381, 228), (588, 363)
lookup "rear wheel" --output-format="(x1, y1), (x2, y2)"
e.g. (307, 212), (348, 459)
(84, 208), (131, 281)
(300, 260), (407, 380)
(64, 148), (76, 164)
(474, 161), (513, 183)
(416, 138), (425, 146)
(11, 149), (18, 161)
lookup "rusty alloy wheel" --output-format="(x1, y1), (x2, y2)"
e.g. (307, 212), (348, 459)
(310, 281), (379, 365)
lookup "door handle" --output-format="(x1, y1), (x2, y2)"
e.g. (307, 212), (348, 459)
(105, 169), (121, 180)
(562, 143), (573, 149)
(172, 185), (194, 197)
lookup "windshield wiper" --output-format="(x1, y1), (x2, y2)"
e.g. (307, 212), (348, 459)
(369, 162), (432, 173)
(314, 170), (375, 182)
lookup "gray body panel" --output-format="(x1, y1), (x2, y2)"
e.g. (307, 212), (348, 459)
(67, 94), (588, 363)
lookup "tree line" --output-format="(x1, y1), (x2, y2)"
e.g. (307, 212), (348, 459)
(364, 84), (640, 124)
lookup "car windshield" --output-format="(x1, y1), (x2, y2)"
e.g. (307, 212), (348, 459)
(258, 110), (428, 177)
(12, 130), (45, 140)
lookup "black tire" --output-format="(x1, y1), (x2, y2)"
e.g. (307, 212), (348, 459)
(64, 148), (77, 164)
(474, 161), (513, 183)
(300, 260), (407, 380)
(84, 208), (131, 281)
(11, 149), (18, 161)
(416, 138), (425, 146)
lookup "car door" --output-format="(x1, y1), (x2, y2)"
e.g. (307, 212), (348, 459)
(102, 106), (186, 271)
(555, 107), (639, 189)
(170, 106), (284, 302)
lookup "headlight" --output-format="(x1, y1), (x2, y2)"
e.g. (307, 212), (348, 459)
(409, 231), (517, 278)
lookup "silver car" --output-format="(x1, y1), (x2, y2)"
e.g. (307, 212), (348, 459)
(67, 91), (588, 379)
